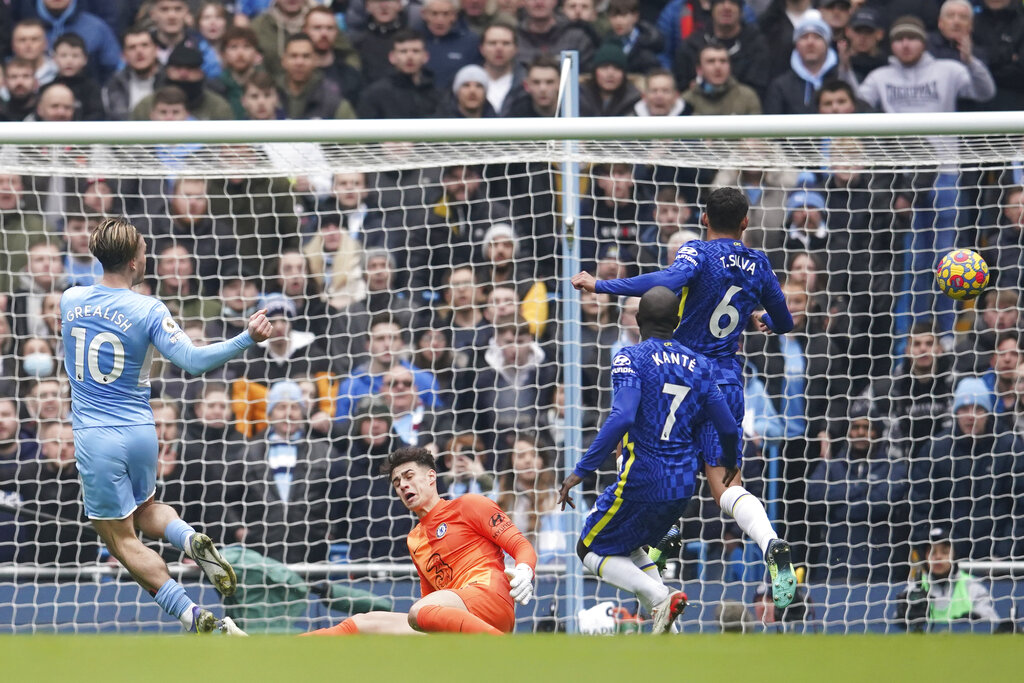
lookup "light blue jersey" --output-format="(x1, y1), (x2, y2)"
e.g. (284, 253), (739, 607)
(62, 284), (255, 519)
(61, 284), (254, 429)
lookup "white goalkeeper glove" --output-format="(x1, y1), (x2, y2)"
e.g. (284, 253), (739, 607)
(505, 563), (534, 606)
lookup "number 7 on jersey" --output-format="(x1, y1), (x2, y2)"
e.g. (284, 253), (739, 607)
(660, 382), (691, 440)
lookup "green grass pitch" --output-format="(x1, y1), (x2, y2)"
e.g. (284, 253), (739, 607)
(3, 634), (1023, 682)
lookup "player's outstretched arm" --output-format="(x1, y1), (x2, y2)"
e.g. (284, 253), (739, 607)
(558, 385), (641, 510)
(150, 306), (269, 376)
(575, 247), (702, 298)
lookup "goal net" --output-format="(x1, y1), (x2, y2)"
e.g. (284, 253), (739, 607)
(1, 116), (1022, 634)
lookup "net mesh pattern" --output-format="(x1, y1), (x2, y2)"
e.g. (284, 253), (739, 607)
(0, 133), (1022, 633)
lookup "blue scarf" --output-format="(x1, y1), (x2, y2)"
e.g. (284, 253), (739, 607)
(266, 428), (300, 503)
(789, 46), (838, 106)
(38, 0), (78, 45)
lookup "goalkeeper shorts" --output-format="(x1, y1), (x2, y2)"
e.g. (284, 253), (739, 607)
(455, 578), (516, 633)
(75, 424), (158, 520)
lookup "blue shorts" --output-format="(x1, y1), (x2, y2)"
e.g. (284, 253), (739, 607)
(74, 424), (158, 520)
(698, 379), (745, 469)
(580, 490), (690, 556)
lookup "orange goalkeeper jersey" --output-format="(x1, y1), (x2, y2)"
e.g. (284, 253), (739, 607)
(407, 494), (538, 597)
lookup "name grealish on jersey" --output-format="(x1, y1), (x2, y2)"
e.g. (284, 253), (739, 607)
(64, 303), (133, 332)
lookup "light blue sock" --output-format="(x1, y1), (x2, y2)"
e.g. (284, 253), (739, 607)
(154, 579), (197, 627)
(165, 519), (196, 556)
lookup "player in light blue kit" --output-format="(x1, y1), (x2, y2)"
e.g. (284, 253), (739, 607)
(558, 287), (742, 633)
(61, 217), (272, 634)
(571, 187), (799, 609)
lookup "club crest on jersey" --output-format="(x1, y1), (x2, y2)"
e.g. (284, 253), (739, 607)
(436, 523), (448, 539)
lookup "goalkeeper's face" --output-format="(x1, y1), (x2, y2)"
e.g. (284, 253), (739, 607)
(392, 462), (438, 512)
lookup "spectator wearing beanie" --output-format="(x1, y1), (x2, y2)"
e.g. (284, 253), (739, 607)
(234, 378), (333, 565)
(435, 64), (497, 117)
(765, 13), (852, 115)
(579, 43), (642, 116)
(858, 15), (995, 114)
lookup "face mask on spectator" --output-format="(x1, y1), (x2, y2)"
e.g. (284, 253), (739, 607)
(167, 77), (204, 106)
(23, 352), (54, 377)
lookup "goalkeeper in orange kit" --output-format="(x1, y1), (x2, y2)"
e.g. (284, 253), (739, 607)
(306, 447), (538, 635)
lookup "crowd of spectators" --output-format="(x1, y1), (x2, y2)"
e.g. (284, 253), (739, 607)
(0, 0), (1023, 604)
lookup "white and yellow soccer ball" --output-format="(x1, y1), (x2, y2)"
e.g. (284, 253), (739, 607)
(936, 248), (989, 300)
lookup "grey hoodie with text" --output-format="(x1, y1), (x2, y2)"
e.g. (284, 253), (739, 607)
(857, 52), (995, 113)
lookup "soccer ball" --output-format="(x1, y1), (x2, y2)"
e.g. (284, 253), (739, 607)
(936, 249), (989, 300)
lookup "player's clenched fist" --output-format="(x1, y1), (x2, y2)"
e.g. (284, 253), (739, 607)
(247, 308), (273, 342)
(505, 564), (534, 606)
(571, 271), (597, 292)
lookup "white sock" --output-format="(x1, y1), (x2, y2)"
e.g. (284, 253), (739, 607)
(629, 548), (663, 581)
(629, 549), (666, 613)
(720, 486), (777, 555)
(583, 551), (670, 612)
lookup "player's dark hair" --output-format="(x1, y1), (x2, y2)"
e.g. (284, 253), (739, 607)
(637, 286), (681, 336)
(382, 446), (436, 478)
(704, 187), (748, 236)
(815, 79), (855, 109)
(89, 216), (141, 273)
(54, 32), (87, 55)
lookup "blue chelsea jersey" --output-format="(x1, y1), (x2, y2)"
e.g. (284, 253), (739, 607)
(611, 338), (726, 501)
(672, 240), (784, 364)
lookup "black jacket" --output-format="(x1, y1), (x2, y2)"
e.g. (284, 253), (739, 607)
(909, 422), (1024, 560)
(973, 3), (1024, 111)
(764, 64), (841, 115)
(231, 432), (333, 564)
(674, 22), (771, 96)
(180, 422), (249, 546)
(356, 71), (441, 119)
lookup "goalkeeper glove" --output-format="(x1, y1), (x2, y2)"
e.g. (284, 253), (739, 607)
(505, 563), (534, 606)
